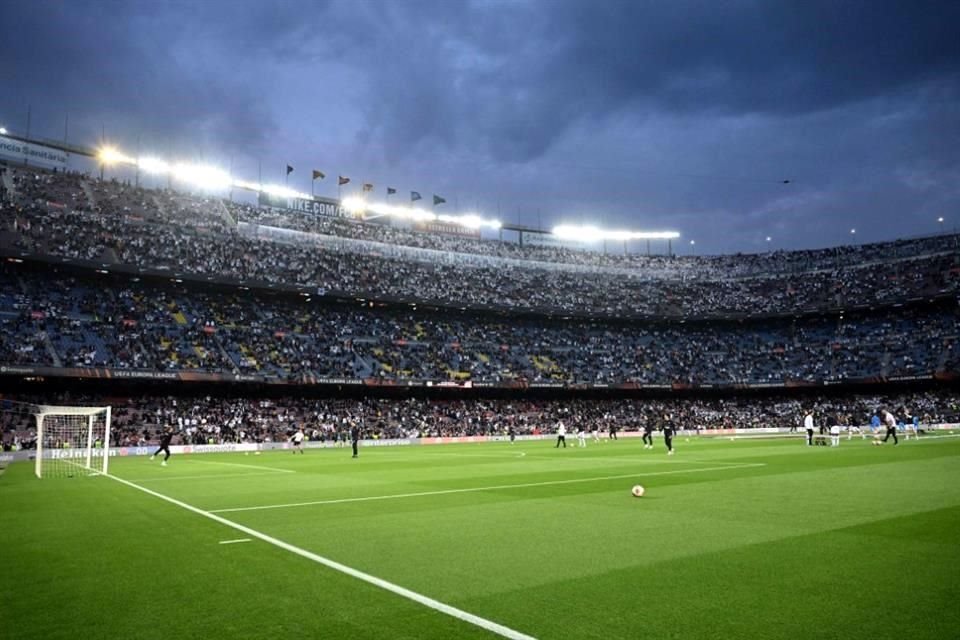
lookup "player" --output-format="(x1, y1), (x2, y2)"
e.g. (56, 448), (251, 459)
(608, 421), (618, 441)
(642, 421), (654, 449)
(870, 412), (881, 436)
(591, 423), (602, 443)
(829, 413), (841, 447)
(662, 416), (675, 456)
(576, 426), (587, 448)
(291, 426), (305, 454)
(908, 413), (920, 440)
(151, 426), (174, 467)
(508, 425), (516, 444)
(803, 409), (814, 446)
(555, 421), (567, 448)
(879, 408), (898, 445)
(350, 421), (361, 458)
(847, 418), (862, 440)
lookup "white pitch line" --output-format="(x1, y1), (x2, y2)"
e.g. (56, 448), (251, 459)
(210, 463), (766, 514)
(103, 473), (535, 640)
(186, 459), (296, 473)
(219, 538), (252, 545)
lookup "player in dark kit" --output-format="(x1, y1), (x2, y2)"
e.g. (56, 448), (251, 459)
(641, 422), (654, 449)
(151, 427), (174, 466)
(350, 423), (361, 458)
(662, 417), (676, 456)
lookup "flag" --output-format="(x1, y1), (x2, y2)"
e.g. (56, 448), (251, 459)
(286, 165), (294, 175)
(410, 191), (422, 202)
(433, 194), (446, 206)
(312, 170), (325, 180)
(338, 176), (350, 185)
(362, 183), (374, 192)
(387, 187), (397, 195)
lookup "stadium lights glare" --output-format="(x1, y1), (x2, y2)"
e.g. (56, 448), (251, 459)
(552, 225), (680, 242)
(342, 198), (502, 230)
(233, 180), (312, 200)
(171, 163), (232, 190)
(87, 143), (503, 224)
(0, 127), (7, 135)
(98, 146), (134, 165)
(137, 157), (170, 174)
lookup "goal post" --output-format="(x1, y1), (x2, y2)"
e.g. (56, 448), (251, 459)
(34, 405), (112, 478)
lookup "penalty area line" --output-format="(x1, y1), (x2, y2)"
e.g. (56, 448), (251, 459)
(103, 472), (536, 640)
(211, 462), (767, 514)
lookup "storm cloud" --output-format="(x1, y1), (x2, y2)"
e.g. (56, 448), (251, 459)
(1, 0), (958, 253)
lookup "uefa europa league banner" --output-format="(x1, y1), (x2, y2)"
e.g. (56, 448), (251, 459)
(0, 134), (69, 171)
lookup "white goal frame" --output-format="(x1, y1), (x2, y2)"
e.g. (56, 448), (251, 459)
(34, 405), (112, 478)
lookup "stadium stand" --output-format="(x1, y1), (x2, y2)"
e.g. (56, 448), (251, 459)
(1, 167), (958, 318)
(0, 164), (956, 450)
(0, 259), (955, 386)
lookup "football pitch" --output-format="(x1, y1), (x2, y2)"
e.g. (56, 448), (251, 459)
(3, 435), (959, 639)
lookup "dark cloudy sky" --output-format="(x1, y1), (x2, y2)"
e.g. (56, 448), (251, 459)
(2, 0), (958, 254)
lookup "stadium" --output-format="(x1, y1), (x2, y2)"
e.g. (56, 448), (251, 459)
(2, 3), (959, 639)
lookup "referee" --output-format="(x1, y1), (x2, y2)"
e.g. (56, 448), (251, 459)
(151, 426), (174, 467)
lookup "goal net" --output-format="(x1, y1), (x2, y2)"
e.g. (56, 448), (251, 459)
(34, 405), (112, 479)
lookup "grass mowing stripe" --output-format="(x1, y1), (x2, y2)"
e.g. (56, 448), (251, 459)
(185, 459), (296, 473)
(103, 472), (537, 640)
(209, 462), (767, 513)
(137, 471), (291, 482)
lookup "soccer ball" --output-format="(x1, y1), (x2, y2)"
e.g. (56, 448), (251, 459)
(631, 485), (646, 498)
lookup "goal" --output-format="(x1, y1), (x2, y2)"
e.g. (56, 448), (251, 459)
(34, 405), (112, 478)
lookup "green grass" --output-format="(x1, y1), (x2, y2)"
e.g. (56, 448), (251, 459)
(2, 435), (959, 639)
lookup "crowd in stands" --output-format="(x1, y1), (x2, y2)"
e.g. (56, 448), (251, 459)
(1, 166), (958, 317)
(2, 389), (957, 448)
(226, 200), (960, 277)
(0, 261), (956, 385)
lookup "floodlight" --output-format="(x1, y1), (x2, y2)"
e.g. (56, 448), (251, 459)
(98, 146), (134, 165)
(552, 224), (680, 242)
(0, 127), (6, 135)
(437, 213), (501, 230)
